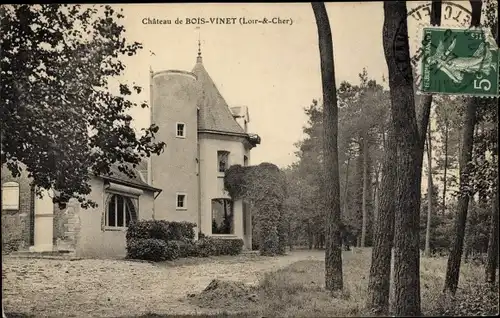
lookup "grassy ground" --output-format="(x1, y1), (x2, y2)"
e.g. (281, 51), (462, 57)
(187, 248), (499, 317)
(4, 248), (498, 317)
(3, 250), (323, 317)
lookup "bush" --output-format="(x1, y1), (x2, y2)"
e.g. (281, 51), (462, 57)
(433, 283), (499, 316)
(126, 220), (169, 241)
(195, 237), (218, 257)
(126, 223), (244, 260)
(224, 163), (287, 257)
(175, 240), (199, 258)
(164, 240), (181, 260)
(126, 238), (181, 262)
(212, 238), (244, 256)
(126, 238), (169, 262)
(126, 220), (196, 243)
(166, 221), (196, 241)
(192, 237), (244, 257)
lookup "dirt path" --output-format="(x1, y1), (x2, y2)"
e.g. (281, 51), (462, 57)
(2, 250), (324, 317)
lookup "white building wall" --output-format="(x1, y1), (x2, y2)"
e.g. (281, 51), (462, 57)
(198, 133), (248, 245)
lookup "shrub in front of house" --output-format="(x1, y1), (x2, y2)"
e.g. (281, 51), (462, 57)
(126, 238), (181, 261)
(126, 220), (194, 262)
(126, 220), (196, 242)
(126, 238), (169, 262)
(126, 222), (244, 261)
(166, 221), (197, 242)
(174, 240), (199, 258)
(195, 237), (218, 257)
(212, 238), (244, 256)
(173, 237), (244, 258)
(190, 236), (244, 257)
(163, 240), (181, 260)
(126, 220), (170, 241)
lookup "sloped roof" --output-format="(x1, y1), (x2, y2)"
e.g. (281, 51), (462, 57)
(98, 163), (160, 192)
(192, 58), (246, 135)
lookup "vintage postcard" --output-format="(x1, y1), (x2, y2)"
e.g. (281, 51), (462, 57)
(1, 2), (498, 318)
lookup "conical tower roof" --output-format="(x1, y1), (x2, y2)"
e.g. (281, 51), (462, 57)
(192, 53), (246, 135)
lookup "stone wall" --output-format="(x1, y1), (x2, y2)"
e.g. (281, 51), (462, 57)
(1, 165), (34, 253)
(53, 199), (81, 253)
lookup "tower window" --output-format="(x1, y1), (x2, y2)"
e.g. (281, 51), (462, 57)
(176, 193), (187, 210)
(217, 151), (230, 173)
(176, 123), (185, 138)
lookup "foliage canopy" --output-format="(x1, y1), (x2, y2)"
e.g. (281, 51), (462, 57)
(0, 4), (165, 207)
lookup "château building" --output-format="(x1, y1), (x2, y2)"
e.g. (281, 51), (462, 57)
(1, 45), (260, 258)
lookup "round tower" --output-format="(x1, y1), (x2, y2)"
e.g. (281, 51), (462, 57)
(150, 69), (199, 225)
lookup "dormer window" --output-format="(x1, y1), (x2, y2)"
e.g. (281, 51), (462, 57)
(176, 123), (185, 138)
(217, 151), (230, 173)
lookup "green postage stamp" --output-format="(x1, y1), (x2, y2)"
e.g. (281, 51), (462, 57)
(420, 26), (499, 97)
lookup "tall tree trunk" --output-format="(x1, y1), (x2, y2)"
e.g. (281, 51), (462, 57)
(373, 161), (381, 230)
(425, 123), (433, 257)
(485, 14), (499, 284)
(383, 2), (422, 315)
(311, 2), (343, 291)
(486, 179), (499, 283)
(442, 122), (449, 216)
(367, 120), (397, 314)
(361, 135), (369, 247)
(463, 199), (475, 263)
(343, 156), (351, 215)
(444, 1), (482, 294)
(368, 2), (441, 313)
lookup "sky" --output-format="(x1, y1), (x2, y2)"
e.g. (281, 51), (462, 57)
(112, 1), (474, 168)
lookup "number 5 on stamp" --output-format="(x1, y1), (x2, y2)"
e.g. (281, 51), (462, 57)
(419, 27), (499, 97)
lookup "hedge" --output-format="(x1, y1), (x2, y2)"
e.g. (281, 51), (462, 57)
(212, 238), (244, 256)
(194, 237), (244, 257)
(126, 220), (196, 242)
(125, 221), (244, 262)
(224, 162), (287, 256)
(172, 237), (244, 258)
(126, 238), (180, 261)
(174, 240), (199, 258)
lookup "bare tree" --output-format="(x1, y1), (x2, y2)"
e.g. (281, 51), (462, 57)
(311, 2), (343, 291)
(444, 0), (483, 295)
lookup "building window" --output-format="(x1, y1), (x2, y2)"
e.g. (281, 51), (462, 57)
(176, 193), (187, 210)
(176, 122), (185, 138)
(1, 182), (20, 211)
(211, 198), (234, 235)
(105, 194), (137, 228)
(217, 151), (230, 173)
(243, 155), (249, 167)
